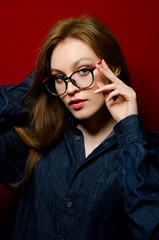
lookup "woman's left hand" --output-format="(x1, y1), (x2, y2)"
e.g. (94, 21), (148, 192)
(94, 59), (138, 123)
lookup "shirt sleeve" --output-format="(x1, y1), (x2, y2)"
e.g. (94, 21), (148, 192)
(0, 70), (34, 126)
(114, 114), (159, 240)
(0, 72), (33, 187)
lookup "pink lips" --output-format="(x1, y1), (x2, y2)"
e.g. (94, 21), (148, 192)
(69, 99), (87, 110)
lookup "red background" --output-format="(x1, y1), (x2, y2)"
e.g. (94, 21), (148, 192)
(0, 0), (159, 235)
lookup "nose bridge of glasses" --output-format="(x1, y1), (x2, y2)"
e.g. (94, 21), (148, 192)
(66, 77), (78, 91)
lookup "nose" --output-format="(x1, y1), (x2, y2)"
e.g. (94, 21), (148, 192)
(66, 79), (80, 95)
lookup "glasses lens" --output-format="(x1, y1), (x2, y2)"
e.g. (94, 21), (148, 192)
(71, 69), (93, 88)
(46, 76), (66, 96)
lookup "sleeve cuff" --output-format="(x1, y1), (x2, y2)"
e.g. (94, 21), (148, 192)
(113, 115), (146, 148)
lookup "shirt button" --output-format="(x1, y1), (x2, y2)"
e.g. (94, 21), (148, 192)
(67, 201), (72, 208)
(75, 136), (81, 141)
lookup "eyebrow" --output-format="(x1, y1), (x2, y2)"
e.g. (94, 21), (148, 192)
(72, 57), (94, 68)
(51, 57), (94, 73)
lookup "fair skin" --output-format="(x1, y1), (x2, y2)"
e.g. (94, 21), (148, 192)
(51, 37), (138, 157)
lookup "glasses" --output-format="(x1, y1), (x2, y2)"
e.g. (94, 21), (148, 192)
(42, 60), (102, 96)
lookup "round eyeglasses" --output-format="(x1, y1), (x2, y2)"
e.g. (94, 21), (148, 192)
(42, 61), (102, 96)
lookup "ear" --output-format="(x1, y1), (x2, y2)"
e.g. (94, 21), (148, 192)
(114, 67), (121, 77)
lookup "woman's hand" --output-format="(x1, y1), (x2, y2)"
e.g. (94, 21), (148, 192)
(94, 59), (138, 123)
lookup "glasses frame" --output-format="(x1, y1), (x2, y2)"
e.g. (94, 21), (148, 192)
(42, 60), (102, 96)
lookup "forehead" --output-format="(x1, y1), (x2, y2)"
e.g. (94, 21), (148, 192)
(50, 37), (99, 70)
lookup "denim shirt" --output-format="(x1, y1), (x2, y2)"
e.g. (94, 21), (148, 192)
(0, 72), (159, 240)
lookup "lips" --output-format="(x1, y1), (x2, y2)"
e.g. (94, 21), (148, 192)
(69, 99), (87, 110)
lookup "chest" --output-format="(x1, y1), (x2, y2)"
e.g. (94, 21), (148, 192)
(16, 135), (124, 239)
(29, 134), (122, 212)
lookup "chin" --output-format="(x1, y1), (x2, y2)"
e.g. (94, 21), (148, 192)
(71, 111), (91, 121)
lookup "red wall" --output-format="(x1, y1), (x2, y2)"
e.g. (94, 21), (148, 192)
(0, 0), (159, 235)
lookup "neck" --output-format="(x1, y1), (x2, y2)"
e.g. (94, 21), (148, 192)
(77, 110), (116, 139)
(77, 111), (116, 158)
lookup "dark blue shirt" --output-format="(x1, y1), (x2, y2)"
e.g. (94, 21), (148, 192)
(0, 72), (159, 240)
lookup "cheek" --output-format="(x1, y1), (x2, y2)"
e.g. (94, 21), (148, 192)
(89, 88), (106, 105)
(59, 92), (67, 102)
(95, 94), (106, 105)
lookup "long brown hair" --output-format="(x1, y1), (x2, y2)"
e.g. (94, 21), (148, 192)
(13, 15), (129, 187)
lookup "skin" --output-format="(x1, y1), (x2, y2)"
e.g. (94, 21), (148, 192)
(50, 37), (138, 157)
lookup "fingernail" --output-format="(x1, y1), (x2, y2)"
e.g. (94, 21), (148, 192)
(97, 60), (102, 65)
(94, 60), (102, 69)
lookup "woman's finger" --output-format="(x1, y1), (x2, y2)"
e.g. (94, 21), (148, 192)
(95, 59), (123, 84)
(94, 81), (129, 94)
(106, 88), (136, 103)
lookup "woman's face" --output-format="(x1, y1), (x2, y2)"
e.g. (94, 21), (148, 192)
(50, 37), (109, 121)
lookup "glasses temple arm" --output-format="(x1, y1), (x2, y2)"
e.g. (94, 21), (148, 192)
(42, 74), (51, 83)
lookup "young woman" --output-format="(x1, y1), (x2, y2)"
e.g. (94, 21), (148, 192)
(0, 16), (159, 240)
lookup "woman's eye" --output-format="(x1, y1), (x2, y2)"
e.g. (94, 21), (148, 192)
(55, 74), (65, 79)
(54, 74), (65, 82)
(78, 68), (90, 75)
